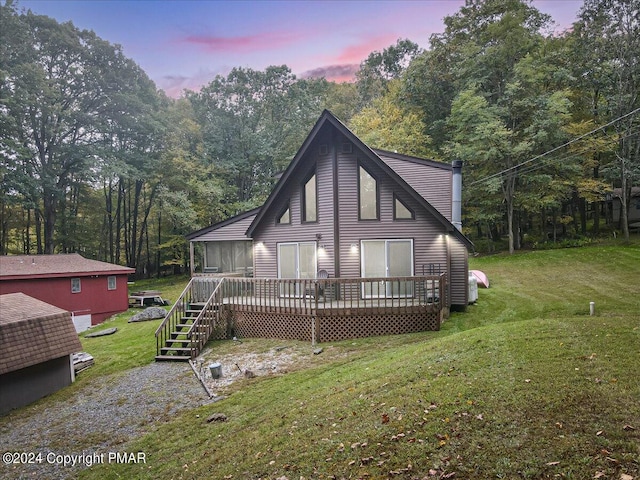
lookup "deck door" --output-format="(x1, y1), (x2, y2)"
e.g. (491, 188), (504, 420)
(361, 239), (413, 297)
(277, 242), (317, 296)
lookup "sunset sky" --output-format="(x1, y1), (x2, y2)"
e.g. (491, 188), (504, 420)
(19, 0), (584, 97)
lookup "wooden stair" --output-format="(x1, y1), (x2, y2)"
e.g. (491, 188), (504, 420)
(155, 278), (225, 362)
(155, 308), (202, 361)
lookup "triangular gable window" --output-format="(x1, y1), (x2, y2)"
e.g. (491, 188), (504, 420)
(394, 195), (414, 220)
(277, 204), (290, 224)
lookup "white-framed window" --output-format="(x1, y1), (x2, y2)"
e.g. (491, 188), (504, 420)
(71, 278), (81, 294)
(107, 275), (117, 290)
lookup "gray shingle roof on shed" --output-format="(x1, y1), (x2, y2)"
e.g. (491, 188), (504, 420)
(0, 253), (134, 280)
(0, 293), (82, 375)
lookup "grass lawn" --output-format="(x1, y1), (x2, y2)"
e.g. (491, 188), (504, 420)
(9, 244), (640, 479)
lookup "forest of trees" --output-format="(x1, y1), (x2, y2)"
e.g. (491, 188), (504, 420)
(1, 0), (638, 275)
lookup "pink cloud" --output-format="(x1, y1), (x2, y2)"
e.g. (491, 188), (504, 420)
(301, 64), (359, 83)
(180, 31), (301, 53)
(335, 34), (401, 64)
(159, 67), (231, 98)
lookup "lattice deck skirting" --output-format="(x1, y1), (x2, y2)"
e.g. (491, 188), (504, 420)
(230, 307), (442, 343)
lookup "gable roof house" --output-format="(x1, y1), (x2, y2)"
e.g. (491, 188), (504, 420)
(0, 254), (134, 332)
(161, 110), (473, 361)
(0, 293), (82, 415)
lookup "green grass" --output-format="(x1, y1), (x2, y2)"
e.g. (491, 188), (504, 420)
(6, 243), (640, 479)
(3, 277), (191, 412)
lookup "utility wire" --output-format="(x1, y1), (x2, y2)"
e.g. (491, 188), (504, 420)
(468, 107), (640, 187)
(515, 126), (640, 179)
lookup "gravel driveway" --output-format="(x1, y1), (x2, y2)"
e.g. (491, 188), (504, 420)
(0, 362), (213, 480)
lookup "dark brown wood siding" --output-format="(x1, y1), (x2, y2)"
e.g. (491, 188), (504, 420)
(448, 236), (469, 306)
(253, 131), (336, 278)
(377, 153), (452, 220)
(336, 142), (449, 280)
(251, 122), (467, 305)
(193, 214), (256, 241)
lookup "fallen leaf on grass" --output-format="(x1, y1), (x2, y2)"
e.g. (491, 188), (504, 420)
(623, 424), (635, 431)
(594, 473), (606, 479)
(381, 413), (390, 424)
(620, 474), (633, 480)
(546, 461), (560, 466)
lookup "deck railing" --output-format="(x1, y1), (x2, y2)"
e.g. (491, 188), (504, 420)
(220, 274), (446, 315)
(187, 278), (226, 359)
(157, 274), (447, 357)
(155, 276), (224, 359)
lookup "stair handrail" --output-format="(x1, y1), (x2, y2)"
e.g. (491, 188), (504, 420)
(155, 277), (195, 337)
(186, 278), (226, 359)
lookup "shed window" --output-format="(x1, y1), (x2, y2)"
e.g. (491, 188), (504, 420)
(107, 275), (117, 290)
(302, 172), (317, 222)
(71, 278), (81, 294)
(358, 165), (378, 220)
(394, 195), (414, 220)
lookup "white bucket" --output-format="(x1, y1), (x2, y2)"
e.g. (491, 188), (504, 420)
(209, 362), (222, 379)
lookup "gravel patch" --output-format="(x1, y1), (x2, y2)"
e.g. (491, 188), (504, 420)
(0, 362), (212, 480)
(194, 346), (307, 395)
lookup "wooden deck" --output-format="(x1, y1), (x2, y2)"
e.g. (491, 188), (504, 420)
(155, 274), (448, 360)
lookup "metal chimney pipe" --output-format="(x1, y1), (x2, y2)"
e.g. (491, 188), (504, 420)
(452, 160), (463, 232)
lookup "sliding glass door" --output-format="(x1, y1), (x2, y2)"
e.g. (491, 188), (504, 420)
(361, 239), (413, 297)
(277, 242), (317, 296)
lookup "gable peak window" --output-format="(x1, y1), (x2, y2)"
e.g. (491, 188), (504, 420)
(302, 172), (317, 222)
(394, 195), (415, 220)
(277, 204), (291, 224)
(358, 164), (378, 220)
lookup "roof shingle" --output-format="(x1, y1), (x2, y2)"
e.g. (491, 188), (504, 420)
(0, 293), (83, 375)
(0, 253), (134, 280)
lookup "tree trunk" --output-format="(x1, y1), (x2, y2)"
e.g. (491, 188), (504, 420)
(503, 171), (517, 254)
(620, 161), (630, 242)
(42, 190), (57, 254)
(579, 197), (587, 235)
(35, 209), (43, 254)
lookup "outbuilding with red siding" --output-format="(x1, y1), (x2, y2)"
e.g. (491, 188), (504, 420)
(0, 254), (134, 331)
